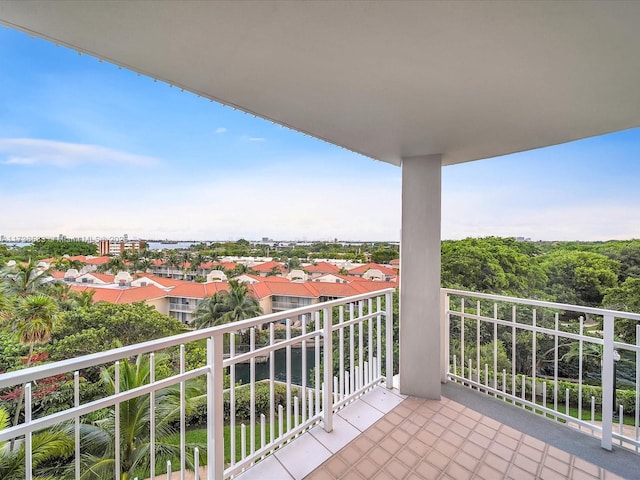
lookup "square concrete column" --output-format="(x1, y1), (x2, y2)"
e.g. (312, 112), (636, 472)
(399, 154), (442, 399)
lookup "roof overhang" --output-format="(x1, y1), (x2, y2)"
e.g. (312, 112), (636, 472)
(1, 1), (640, 166)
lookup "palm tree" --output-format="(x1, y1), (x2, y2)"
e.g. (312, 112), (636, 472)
(222, 280), (262, 323)
(230, 263), (254, 278)
(266, 266), (281, 277)
(96, 257), (126, 274)
(132, 257), (152, 273)
(43, 282), (76, 311)
(0, 407), (73, 480)
(0, 259), (51, 297)
(165, 252), (182, 278)
(191, 292), (230, 329)
(190, 253), (207, 277)
(76, 355), (205, 480)
(8, 294), (59, 445)
(73, 289), (95, 308)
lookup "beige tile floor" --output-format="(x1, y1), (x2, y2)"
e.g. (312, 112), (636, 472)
(304, 395), (624, 480)
(234, 383), (635, 480)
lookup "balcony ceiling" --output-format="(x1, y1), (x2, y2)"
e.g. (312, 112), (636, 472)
(1, 1), (640, 166)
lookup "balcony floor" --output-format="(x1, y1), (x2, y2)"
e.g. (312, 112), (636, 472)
(238, 382), (637, 480)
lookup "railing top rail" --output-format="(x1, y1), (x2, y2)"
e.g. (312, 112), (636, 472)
(0, 288), (393, 389)
(442, 288), (640, 321)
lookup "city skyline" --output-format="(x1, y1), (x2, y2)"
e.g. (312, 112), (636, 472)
(2, 27), (640, 241)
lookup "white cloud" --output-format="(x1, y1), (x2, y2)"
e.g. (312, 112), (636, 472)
(241, 135), (265, 142)
(215, 127), (227, 134)
(0, 138), (158, 167)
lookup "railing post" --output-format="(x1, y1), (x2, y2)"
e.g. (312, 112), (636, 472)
(601, 314), (614, 451)
(322, 307), (333, 433)
(385, 290), (394, 389)
(441, 290), (450, 384)
(207, 335), (224, 479)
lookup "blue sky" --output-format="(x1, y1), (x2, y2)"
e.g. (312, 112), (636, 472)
(1, 26), (640, 242)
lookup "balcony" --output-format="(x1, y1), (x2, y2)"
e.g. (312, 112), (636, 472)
(169, 302), (196, 312)
(1, 288), (638, 479)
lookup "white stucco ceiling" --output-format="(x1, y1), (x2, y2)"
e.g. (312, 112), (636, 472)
(1, 1), (640, 166)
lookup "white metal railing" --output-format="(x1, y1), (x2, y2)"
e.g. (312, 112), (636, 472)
(442, 288), (640, 453)
(169, 302), (195, 312)
(0, 289), (394, 480)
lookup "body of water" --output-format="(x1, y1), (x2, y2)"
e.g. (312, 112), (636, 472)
(0, 242), (32, 248)
(146, 241), (200, 251)
(234, 348), (317, 385)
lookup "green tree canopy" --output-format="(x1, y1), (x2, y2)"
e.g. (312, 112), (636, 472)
(31, 239), (97, 257)
(52, 303), (186, 356)
(539, 249), (619, 306)
(441, 237), (546, 296)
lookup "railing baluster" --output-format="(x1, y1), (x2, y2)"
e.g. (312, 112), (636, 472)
(194, 447), (199, 480)
(301, 315), (307, 424)
(385, 291), (393, 388)
(554, 313), (559, 421)
(180, 344), (186, 480)
(601, 314), (615, 450)
(74, 371), (80, 480)
(250, 328), (256, 455)
(315, 312), (321, 415)
(511, 305), (517, 397)
(350, 303), (355, 393)
(339, 306), (345, 399)
(358, 301), (364, 390)
(150, 353), (156, 479)
(493, 303), (498, 390)
(25, 383), (32, 480)
(636, 325), (640, 452)
(269, 325), (275, 444)
(368, 298), (374, 385)
(532, 309), (537, 407)
(461, 298), (465, 379)
(115, 361), (120, 480)
(260, 413), (266, 451)
(285, 320), (291, 434)
(241, 424), (247, 460)
(376, 296), (382, 379)
(230, 333), (236, 465)
(323, 307), (334, 432)
(578, 316), (584, 431)
(206, 334), (224, 479)
(619, 406), (624, 446)
(476, 300), (481, 385)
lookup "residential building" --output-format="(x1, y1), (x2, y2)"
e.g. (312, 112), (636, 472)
(97, 239), (147, 256)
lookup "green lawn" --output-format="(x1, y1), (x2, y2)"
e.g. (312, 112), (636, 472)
(160, 418), (296, 474)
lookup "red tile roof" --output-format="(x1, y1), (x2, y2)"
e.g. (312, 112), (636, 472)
(251, 261), (287, 273)
(83, 256), (111, 265)
(133, 274), (188, 288)
(348, 263), (398, 276)
(70, 284), (168, 303)
(168, 282), (231, 299)
(76, 272), (115, 283)
(302, 262), (340, 274)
